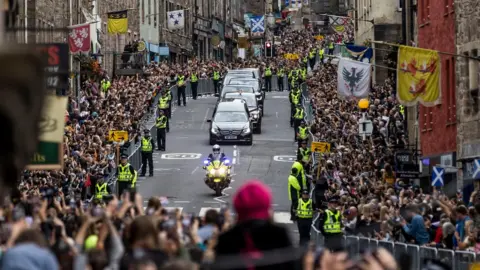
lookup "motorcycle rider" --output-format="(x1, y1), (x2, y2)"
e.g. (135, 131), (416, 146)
(206, 144), (227, 165)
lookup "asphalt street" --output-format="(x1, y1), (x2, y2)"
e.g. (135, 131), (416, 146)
(136, 91), (300, 240)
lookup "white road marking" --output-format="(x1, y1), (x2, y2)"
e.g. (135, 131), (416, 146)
(273, 212), (293, 224)
(191, 166), (199, 174)
(199, 207), (221, 217)
(273, 155), (296, 162)
(204, 201), (221, 204)
(276, 111), (279, 118)
(173, 201), (190, 204)
(200, 107), (210, 130)
(233, 150), (237, 157)
(161, 153), (202, 159)
(232, 158), (236, 164)
(213, 179), (235, 203)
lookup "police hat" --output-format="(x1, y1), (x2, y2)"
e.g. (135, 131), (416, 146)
(144, 129), (150, 133)
(329, 196), (340, 203)
(120, 154), (128, 159)
(301, 189), (310, 195)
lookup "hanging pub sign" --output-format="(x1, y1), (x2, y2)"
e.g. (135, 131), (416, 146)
(395, 151), (420, 178)
(35, 43), (69, 91)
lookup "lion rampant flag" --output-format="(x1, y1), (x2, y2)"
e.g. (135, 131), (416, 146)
(396, 46), (441, 107)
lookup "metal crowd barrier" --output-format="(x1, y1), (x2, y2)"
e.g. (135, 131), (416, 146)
(310, 235), (476, 270)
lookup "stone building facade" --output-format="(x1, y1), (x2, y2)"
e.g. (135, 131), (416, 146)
(455, 0), (480, 190)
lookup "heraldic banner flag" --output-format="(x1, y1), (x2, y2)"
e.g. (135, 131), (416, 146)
(107, 10), (128, 34)
(167, 10), (185, 30)
(397, 46), (441, 106)
(337, 58), (371, 98)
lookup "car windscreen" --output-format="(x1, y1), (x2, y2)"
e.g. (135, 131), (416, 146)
(224, 94), (256, 107)
(227, 71), (255, 78)
(214, 111), (248, 123)
(227, 80), (259, 90)
(222, 86), (255, 94)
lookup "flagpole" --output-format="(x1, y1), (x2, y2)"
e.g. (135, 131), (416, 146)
(69, 0), (74, 96)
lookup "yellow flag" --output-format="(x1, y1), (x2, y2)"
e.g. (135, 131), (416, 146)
(397, 46), (441, 106)
(332, 25), (345, 33)
(107, 10), (128, 34)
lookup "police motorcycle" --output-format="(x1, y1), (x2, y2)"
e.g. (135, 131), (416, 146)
(202, 154), (232, 196)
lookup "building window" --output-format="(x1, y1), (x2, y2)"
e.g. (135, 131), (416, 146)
(153, 0), (157, 27)
(148, 0), (151, 25)
(142, 0), (145, 23)
(467, 50), (479, 115)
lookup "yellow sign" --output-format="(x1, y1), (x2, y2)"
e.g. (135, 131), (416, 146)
(471, 263), (480, 270)
(109, 130), (129, 142)
(311, 142), (331, 153)
(314, 35), (324, 40)
(284, 53), (300, 60)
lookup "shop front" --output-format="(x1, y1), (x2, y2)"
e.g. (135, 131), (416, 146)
(458, 142), (480, 203)
(211, 19), (225, 61)
(146, 42), (160, 63)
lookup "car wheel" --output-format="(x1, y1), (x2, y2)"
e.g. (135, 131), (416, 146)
(209, 136), (215, 145)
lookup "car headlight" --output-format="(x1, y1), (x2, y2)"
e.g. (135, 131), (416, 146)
(251, 113), (259, 119)
(211, 127), (219, 134)
(243, 127), (251, 134)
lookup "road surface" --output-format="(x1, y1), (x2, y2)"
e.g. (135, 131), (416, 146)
(136, 91), (300, 240)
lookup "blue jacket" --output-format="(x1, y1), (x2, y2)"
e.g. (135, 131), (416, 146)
(403, 214), (430, 245)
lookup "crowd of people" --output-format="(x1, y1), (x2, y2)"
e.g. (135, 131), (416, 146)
(2, 16), (467, 270)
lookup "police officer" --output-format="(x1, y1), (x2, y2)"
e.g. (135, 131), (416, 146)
(309, 48), (316, 70)
(177, 73), (187, 106)
(297, 140), (311, 174)
(116, 154), (138, 196)
(264, 65), (272, 92)
(319, 196), (343, 250)
(158, 91), (171, 132)
(288, 167), (302, 221)
(289, 88), (301, 127)
(292, 160), (309, 192)
(293, 104), (305, 140)
(95, 177), (111, 200)
(277, 66), (285, 91)
(296, 190), (314, 245)
(288, 68), (297, 91)
(212, 70), (221, 94)
(319, 47), (325, 64)
(297, 121), (310, 145)
(101, 78), (111, 97)
(140, 129), (155, 177)
(156, 110), (167, 151)
(190, 70), (199, 100)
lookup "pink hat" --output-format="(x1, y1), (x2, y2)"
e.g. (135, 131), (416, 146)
(233, 180), (272, 222)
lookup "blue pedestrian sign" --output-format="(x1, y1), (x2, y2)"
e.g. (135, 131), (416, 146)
(473, 159), (480, 179)
(431, 166), (444, 187)
(250, 16), (265, 35)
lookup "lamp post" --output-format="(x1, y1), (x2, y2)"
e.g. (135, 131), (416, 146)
(358, 98), (373, 141)
(266, 13), (275, 57)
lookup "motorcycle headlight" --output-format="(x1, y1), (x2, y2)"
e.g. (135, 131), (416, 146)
(209, 169), (216, 175)
(218, 168), (226, 175)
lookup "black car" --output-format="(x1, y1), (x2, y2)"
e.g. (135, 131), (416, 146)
(217, 85), (255, 100)
(226, 78), (264, 106)
(207, 100), (253, 145)
(222, 92), (262, 133)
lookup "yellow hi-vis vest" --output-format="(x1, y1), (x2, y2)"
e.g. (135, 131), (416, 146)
(278, 68), (284, 77)
(213, 71), (220, 80)
(191, 73), (198, 82)
(298, 126), (308, 140)
(297, 199), (313, 218)
(288, 175), (301, 201)
(141, 137), (153, 152)
(294, 108), (304, 119)
(95, 182), (108, 199)
(320, 49), (325, 57)
(118, 164), (134, 182)
(177, 75), (185, 86)
(301, 69), (307, 80)
(101, 80), (111, 93)
(265, 67), (272, 76)
(323, 209), (342, 233)
(156, 116), (167, 128)
(309, 50), (315, 59)
(158, 96), (170, 109)
(291, 92), (300, 105)
(299, 147), (311, 163)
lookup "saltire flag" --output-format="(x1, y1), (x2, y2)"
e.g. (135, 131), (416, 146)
(250, 15), (265, 36)
(337, 58), (371, 98)
(167, 9), (185, 30)
(345, 44), (373, 63)
(107, 10), (128, 34)
(397, 46), (441, 106)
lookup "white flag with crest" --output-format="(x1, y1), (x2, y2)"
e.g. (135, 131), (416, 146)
(167, 10), (185, 30)
(337, 58), (371, 98)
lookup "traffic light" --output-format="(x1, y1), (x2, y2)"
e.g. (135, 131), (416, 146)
(265, 41), (272, 57)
